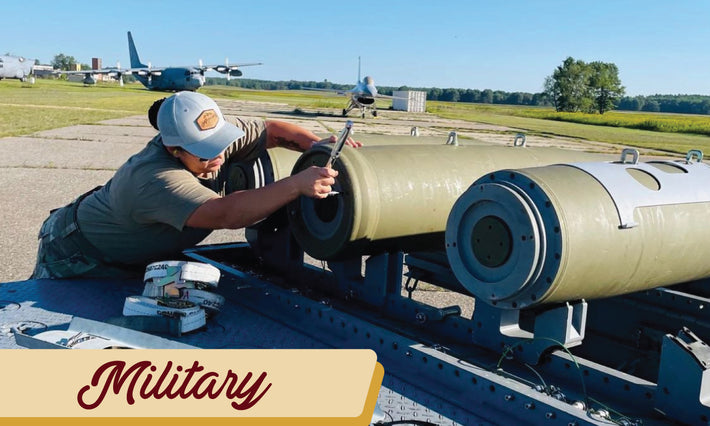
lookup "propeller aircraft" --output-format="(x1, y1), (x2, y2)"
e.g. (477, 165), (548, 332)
(0, 55), (35, 81)
(56, 31), (261, 91)
(125, 31), (261, 91)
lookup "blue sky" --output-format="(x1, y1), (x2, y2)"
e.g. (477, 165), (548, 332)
(3, 1), (708, 96)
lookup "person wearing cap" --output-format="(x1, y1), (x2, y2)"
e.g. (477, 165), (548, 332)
(32, 91), (359, 279)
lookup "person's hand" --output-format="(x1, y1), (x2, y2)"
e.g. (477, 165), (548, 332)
(293, 166), (338, 199)
(316, 135), (363, 148)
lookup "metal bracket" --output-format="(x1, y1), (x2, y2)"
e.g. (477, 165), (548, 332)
(655, 327), (710, 424)
(686, 149), (704, 163)
(472, 301), (587, 365)
(446, 131), (459, 146)
(328, 252), (404, 307)
(619, 148), (639, 164)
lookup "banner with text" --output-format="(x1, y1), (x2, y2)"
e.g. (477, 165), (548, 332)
(0, 349), (383, 425)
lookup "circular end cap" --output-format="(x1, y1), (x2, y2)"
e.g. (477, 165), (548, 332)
(287, 147), (355, 260)
(445, 181), (544, 307)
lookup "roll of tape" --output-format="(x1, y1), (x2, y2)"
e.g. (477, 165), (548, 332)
(143, 260), (221, 290)
(122, 295), (206, 333)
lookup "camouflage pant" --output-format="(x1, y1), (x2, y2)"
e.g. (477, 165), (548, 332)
(32, 198), (141, 280)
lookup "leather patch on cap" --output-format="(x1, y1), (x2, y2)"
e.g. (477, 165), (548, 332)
(195, 109), (219, 131)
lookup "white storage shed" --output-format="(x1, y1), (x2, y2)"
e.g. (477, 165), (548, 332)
(392, 90), (427, 113)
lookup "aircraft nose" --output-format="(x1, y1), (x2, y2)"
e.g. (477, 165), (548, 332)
(366, 83), (377, 96)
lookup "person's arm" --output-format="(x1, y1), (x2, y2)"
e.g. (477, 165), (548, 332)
(185, 166), (337, 229)
(264, 120), (362, 151)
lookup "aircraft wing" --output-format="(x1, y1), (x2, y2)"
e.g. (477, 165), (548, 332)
(201, 61), (263, 78)
(301, 86), (350, 96)
(202, 62), (262, 69)
(123, 66), (165, 77)
(55, 68), (126, 76)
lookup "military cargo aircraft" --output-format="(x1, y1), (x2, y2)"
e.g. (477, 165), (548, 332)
(57, 31), (262, 91)
(0, 55), (35, 81)
(126, 31), (261, 91)
(303, 57), (397, 118)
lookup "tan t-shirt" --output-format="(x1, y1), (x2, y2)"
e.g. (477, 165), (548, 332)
(77, 118), (267, 265)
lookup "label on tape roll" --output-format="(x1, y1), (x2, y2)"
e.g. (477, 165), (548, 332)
(143, 260), (221, 289)
(177, 288), (225, 313)
(122, 295), (206, 333)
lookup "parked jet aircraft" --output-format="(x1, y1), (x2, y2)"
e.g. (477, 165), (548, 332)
(303, 57), (396, 118)
(0, 55), (35, 81)
(57, 31), (261, 91)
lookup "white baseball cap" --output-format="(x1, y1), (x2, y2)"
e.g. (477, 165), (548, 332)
(158, 91), (245, 159)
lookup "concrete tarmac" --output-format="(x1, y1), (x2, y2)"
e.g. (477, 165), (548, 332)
(0, 98), (672, 292)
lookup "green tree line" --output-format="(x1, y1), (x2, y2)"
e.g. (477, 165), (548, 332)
(204, 77), (552, 106)
(616, 95), (710, 115)
(208, 75), (710, 116)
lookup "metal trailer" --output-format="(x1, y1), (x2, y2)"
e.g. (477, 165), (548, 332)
(3, 146), (710, 425)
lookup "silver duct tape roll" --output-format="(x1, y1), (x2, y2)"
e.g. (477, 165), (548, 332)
(446, 158), (710, 309)
(288, 144), (610, 260)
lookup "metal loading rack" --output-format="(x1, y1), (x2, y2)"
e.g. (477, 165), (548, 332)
(176, 209), (710, 425)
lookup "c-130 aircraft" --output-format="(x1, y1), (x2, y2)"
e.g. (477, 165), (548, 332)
(59, 31), (262, 91)
(125, 31), (262, 91)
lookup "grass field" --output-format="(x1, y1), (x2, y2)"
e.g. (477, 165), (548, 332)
(2, 79), (710, 155)
(427, 102), (710, 155)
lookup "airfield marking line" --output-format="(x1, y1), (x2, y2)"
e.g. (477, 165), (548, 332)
(0, 103), (136, 113)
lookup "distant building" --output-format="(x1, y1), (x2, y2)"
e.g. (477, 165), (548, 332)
(91, 57), (108, 81)
(32, 64), (54, 77)
(392, 90), (427, 113)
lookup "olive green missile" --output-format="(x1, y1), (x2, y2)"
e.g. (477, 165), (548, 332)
(287, 143), (611, 260)
(225, 134), (459, 194)
(445, 149), (710, 309)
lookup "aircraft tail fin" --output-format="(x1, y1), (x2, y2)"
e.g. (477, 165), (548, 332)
(357, 56), (361, 83)
(127, 31), (147, 68)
